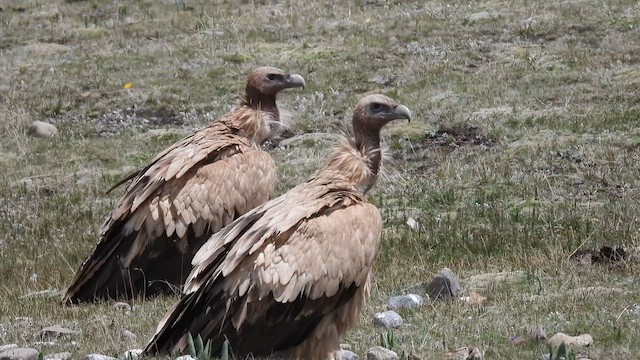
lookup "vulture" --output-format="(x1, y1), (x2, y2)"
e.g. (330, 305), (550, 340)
(144, 94), (412, 360)
(63, 67), (306, 304)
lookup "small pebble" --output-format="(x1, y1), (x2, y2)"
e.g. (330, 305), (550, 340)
(373, 310), (403, 329)
(388, 294), (423, 310)
(367, 346), (398, 360)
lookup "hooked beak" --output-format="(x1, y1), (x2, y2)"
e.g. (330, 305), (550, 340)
(285, 74), (306, 90)
(392, 104), (412, 122)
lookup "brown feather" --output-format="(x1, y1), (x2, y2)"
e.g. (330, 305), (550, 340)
(144, 94), (412, 360)
(63, 67), (304, 303)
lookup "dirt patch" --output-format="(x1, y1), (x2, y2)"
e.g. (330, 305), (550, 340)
(420, 124), (495, 149)
(93, 107), (198, 137)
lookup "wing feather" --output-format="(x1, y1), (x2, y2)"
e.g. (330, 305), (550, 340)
(63, 122), (277, 302)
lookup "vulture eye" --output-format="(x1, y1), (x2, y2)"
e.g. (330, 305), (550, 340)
(267, 74), (278, 80)
(371, 103), (384, 112)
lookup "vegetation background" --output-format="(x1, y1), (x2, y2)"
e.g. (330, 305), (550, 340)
(1, 0), (639, 359)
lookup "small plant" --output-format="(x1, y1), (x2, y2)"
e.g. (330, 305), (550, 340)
(379, 330), (396, 350)
(186, 333), (213, 360)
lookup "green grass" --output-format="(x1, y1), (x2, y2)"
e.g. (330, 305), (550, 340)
(1, 0), (640, 359)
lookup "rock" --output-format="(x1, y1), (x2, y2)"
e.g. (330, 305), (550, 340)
(84, 355), (118, 360)
(425, 268), (461, 300)
(0, 348), (39, 360)
(466, 271), (526, 290)
(41, 325), (79, 339)
(121, 330), (137, 341)
(548, 332), (593, 348)
(388, 294), (424, 310)
(28, 121), (58, 138)
(174, 356), (196, 360)
(342, 350), (359, 360)
(44, 352), (71, 360)
(367, 346), (398, 360)
(0, 346), (17, 352)
(444, 346), (483, 359)
(406, 217), (419, 231)
(122, 349), (142, 360)
(373, 310), (403, 329)
(113, 302), (132, 312)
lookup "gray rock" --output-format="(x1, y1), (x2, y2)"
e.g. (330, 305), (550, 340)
(367, 346), (398, 360)
(342, 350), (359, 360)
(388, 294), (424, 310)
(0, 348), (39, 360)
(373, 310), (403, 329)
(84, 355), (118, 360)
(28, 121), (58, 138)
(41, 325), (79, 339)
(121, 330), (137, 341)
(44, 352), (71, 360)
(0, 346), (18, 352)
(425, 268), (461, 300)
(122, 349), (142, 360)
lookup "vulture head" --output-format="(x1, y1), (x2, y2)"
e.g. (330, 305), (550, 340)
(352, 94), (412, 133)
(245, 67), (305, 102)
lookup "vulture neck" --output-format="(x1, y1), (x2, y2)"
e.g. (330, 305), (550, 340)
(231, 89), (280, 145)
(322, 121), (383, 195)
(353, 121), (383, 178)
(244, 88), (279, 117)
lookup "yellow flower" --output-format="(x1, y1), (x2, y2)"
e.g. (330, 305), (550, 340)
(123, 82), (133, 89)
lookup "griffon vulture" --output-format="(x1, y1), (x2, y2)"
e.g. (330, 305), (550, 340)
(63, 67), (305, 304)
(144, 94), (412, 360)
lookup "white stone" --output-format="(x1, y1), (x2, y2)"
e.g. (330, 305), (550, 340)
(28, 121), (58, 138)
(367, 346), (398, 360)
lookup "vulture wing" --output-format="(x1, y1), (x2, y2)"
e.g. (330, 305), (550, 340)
(145, 178), (382, 359)
(64, 123), (277, 303)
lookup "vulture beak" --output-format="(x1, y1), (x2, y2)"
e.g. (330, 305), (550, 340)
(392, 104), (412, 123)
(285, 74), (306, 90)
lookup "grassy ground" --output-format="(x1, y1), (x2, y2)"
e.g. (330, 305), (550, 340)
(1, 0), (640, 359)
